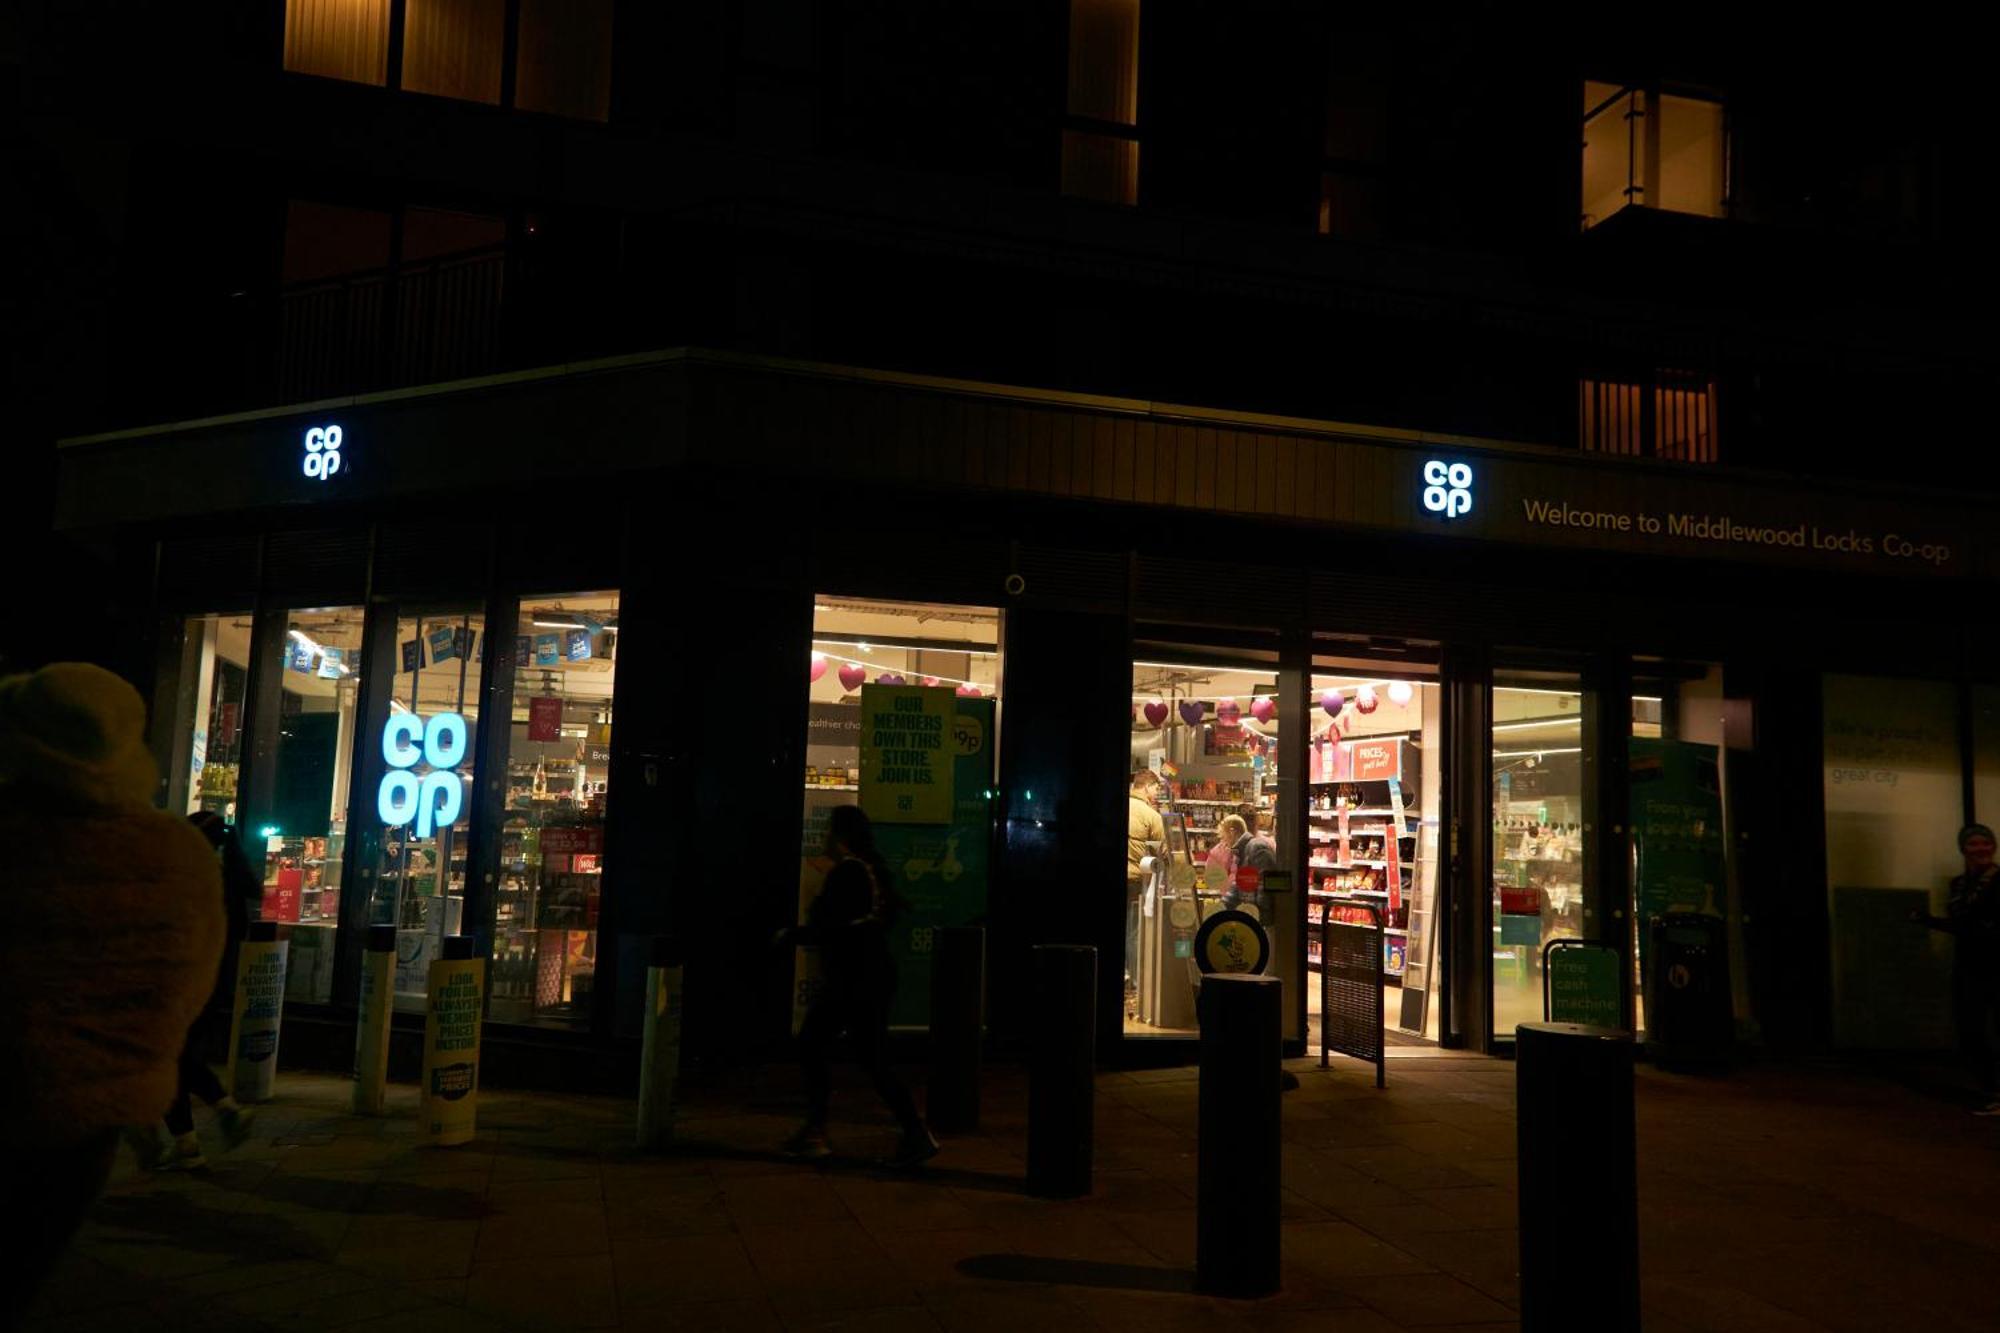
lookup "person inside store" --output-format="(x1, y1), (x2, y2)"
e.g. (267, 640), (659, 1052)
(1207, 813), (1247, 888)
(123, 812), (261, 1170)
(1127, 769), (1168, 1010)
(1914, 822), (2000, 1115)
(0, 663), (225, 1320)
(776, 804), (941, 1167)
(1228, 805), (1280, 910)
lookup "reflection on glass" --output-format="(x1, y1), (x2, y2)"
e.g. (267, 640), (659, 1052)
(1492, 678), (1588, 1038)
(369, 609), (483, 1012)
(259, 608), (366, 1004)
(489, 592), (619, 1028)
(168, 613), (253, 819)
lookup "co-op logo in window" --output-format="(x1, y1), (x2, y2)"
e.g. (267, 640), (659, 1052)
(1421, 459), (1473, 519)
(303, 424), (343, 480)
(378, 712), (466, 838)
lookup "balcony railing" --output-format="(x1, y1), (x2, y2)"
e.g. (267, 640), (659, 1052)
(277, 244), (507, 403)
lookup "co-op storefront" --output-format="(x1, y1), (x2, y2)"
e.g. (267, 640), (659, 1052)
(55, 350), (1993, 1082)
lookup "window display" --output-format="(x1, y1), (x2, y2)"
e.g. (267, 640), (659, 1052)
(258, 608), (366, 1003)
(1491, 676), (1588, 1039)
(799, 597), (1001, 1031)
(1305, 668), (1442, 1043)
(488, 591), (618, 1028)
(163, 612), (252, 820)
(1128, 655), (1292, 1039)
(368, 608), (484, 1012)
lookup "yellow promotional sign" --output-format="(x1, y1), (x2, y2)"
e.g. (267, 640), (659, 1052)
(227, 935), (288, 1103)
(860, 685), (954, 824)
(420, 957), (484, 1145)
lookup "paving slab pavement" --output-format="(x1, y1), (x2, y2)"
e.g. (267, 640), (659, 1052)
(22, 1052), (2000, 1331)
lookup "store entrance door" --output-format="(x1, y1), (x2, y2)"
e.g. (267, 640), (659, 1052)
(1305, 654), (1446, 1051)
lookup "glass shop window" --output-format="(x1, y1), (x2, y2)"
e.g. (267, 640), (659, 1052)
(488, 592), (619, 1028)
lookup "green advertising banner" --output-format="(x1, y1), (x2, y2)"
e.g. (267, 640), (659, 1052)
(860, 685), (955, 824)
(1628, 737), (1726, 976)
(872, 697), (995, 1027)
(1547, 943), (1623, 1028)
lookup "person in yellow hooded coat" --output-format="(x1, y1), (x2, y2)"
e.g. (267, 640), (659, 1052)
(0, 663), (224, 1320)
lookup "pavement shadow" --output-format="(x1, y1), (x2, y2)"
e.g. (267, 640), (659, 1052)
(957, 1253), (1195, 1294)
(663, 1140), (1030, 1195)
(88, 1191), (331, 1262)
(207, 1172), (491, 1220)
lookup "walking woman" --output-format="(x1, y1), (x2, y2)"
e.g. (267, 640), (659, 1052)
(1917, 822), (2000, 1114)
(780, 805), (939, 1167)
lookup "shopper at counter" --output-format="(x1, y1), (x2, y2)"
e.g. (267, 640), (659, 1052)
(778, 804), (940, 1167)
(0, 663), (224, 1318)
(1916, 822), (2000, 1115)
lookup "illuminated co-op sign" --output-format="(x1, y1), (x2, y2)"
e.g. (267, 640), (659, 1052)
(1421, 460), (1472, 518)
(304, 424), (343, 480)
(378, 712), (466, 838)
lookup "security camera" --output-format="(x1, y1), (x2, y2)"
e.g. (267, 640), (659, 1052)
(1003, 573), (1027, 597)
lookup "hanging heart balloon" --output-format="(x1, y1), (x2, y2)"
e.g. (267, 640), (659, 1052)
(1143, 701), (1170, 727)
(1355, 685), (1378, 714)
(1320, 690), (1344, 719)
(809, 653), (828, 683)
(957, 684), (983, 698)
(1217, 698), (1242, 726)
(1250, 696), (1276, 724)
(838, 663), (867, 691)
(920, 676), (941, 688)
(1178, 700), (1207, 727)
(1387, 680), (1414, 707)
(877, 673), (907, 685)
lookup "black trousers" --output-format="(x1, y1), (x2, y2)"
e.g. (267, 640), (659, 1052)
(798, 989), (924, 1137)
(164, 1013), (228, 1137)
(5, 1130), (117, 1326)
(1953, 973), (1998, 1098)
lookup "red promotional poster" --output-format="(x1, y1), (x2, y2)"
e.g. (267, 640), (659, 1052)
(1234, 865), (1262, 896)
(264, 868), (303, 922)
(539, 826), (604, 857)
(1385, 819), (1403, 916)
(1352, 740), (1401, 782)
(1500, 888), (1541, 916)
(218, 701), (241, 747)
(528, 696), (563, 742)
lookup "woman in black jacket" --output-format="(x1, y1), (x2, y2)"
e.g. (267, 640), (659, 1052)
(781, 805), (938, 1166)
(1917, 823), (2000, 1115)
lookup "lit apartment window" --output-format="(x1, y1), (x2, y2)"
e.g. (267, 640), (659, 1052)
(1582, 81), (1725, 229)
(1579, 373), (1718, 463)
(284, 0), (391, 85)
(283, 0), (612, 121)
(1062, 0), (1142, 205)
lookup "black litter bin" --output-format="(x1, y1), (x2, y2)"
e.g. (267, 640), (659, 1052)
(1643, 911), (1732, 1067)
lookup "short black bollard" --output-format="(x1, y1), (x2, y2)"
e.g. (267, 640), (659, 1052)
(1026, 944), (1096, 1198)
(1196, 974), (1283, 1298)
(1517, 1022), (1639, 1332)
(928, 926), (984, 1133)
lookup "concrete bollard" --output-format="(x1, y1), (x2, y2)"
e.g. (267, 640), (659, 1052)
(637, 935), (685, 1149)
(1517, 1022), (1639, 1332)
(227, 920), (288, 1103)
(352, 924), (396, 1115)
(1196, 973), (1283, 1298)
(421, 935), (484, 1146)
(927, 926), (985, 1133)
(1026, 944), (1095, 1198)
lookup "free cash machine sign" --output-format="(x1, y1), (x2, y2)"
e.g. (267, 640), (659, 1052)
(860, 684), (955, 824)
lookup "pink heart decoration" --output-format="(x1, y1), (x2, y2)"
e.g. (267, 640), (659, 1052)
(838, 663), (867, 691)
(809, 654), (829, 683)
(1355, 686), (1378, 714)
(1142, 701), (1169, 727)
(1217, 698), (1242, 726)
(1387, 681), (1414, 707)
(1320, 690), (1344, 719)
(1178, 700), (1206, 727)
(877, 673), (907, 685)
(1250, 697), (1276, 724)
(957, 685), (982, 697)
(921, 676), (941, 688)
